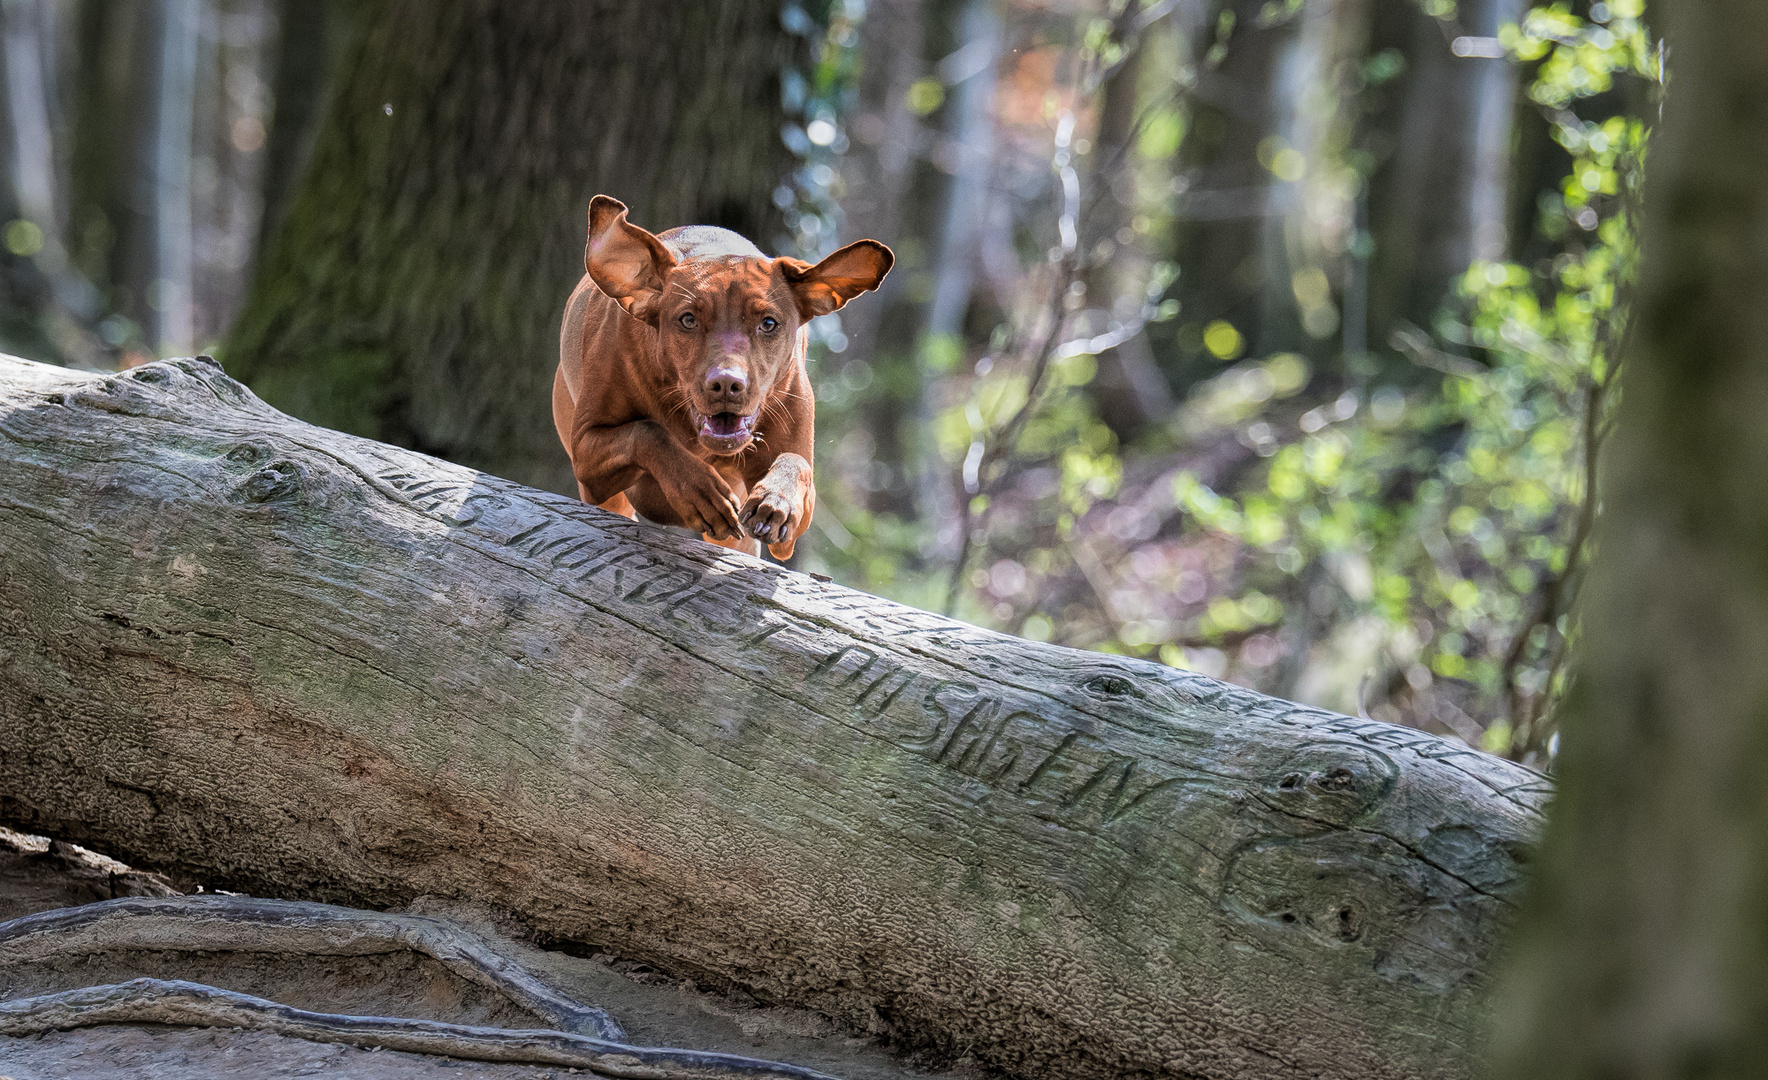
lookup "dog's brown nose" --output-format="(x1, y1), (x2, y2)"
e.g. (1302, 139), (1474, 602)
(705, 367), (748, 398)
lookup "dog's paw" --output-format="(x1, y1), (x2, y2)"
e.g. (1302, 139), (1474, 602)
(663, 468), (742, 540)
(740, 488), (799, 546)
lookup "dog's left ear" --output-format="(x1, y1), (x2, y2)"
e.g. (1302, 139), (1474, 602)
(779, 240), (894, 319)
(585, 195), (678, 325)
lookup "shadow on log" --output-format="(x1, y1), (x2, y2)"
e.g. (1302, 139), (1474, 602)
(0, 355), (1550, 1080)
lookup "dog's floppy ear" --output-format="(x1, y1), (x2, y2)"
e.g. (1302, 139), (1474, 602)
(585, 195), (678, 325)
(778, 240), (894, 319)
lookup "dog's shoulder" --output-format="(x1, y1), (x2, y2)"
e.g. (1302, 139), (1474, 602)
(658, 224), (767, 264)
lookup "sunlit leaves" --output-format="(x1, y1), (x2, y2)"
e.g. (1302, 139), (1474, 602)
(1500, 2), (1657, 108)
(3, 220), (43, 257)
(1202, 320), (1245, 359)
(1361, 48), (1406, 86)
(1156, 0), (1647, 759)
(1137, 109), (1185, 161)
(1181, 353), (1311, 433)
(906, 78), (944, 116)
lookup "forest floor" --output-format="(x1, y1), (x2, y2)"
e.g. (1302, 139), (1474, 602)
(0, 829), (994, 1080)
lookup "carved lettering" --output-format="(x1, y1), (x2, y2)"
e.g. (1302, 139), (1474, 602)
(736, 611), (824, 654)
(794, 644), (1209, 826)
(370, 467), (499, 525)
(1018, 731), (1083, 796)
(858, 670), (915, 716)
(933, 698), (998, 764)
(402, 480), (460, 502)
(504, 522), (551, 549)
(1107, 776), (1194, 823)
(443, 491), (499, 525)
(900, 679), (981, 751)
(546, 539), (607, 569)
(627, 568), (710, 606)
(741, 621), (792, 648)
(951, 708), (1015, 776)
(810, 645), (882, 683)
(529, 531), (596, 561)
(574, 549), (659, 593)
(1062, 755), (1135, 812)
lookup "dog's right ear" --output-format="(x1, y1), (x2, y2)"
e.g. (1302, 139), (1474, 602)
(585, 196), (678, 325)
(778, 239), (894, 319)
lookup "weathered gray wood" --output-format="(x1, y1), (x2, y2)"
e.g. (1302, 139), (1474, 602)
(0, 894), (624, 1039)
(0, 354), (1549, 1080)
(0, 978), (840, 1079)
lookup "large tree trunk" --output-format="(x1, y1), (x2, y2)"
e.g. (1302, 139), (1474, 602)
(224, 0), (796, 494)
(1491, 5), (1768, 1078)
(0, 354), (1547, 1080)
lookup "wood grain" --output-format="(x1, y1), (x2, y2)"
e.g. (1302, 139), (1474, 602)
(0, 355), (1548, 1079)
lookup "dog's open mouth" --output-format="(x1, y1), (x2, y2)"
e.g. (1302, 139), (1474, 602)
(695, 411), (757, 451)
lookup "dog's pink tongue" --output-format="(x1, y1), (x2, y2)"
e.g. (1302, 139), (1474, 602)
(701, 413), (753, 438)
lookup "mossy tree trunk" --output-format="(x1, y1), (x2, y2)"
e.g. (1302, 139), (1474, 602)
(226, 0), (796, 493)
(1492, 4), (1768, 1077)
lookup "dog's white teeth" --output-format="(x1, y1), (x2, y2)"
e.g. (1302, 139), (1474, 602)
(697, 412), (758, 442)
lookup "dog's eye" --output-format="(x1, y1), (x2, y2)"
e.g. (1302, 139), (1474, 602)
(678, 313), (697, 331)
(759, 316), (778, 334)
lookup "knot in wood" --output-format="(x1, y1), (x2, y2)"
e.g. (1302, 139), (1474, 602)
(1267, 741), (1399, 827)
(224, 441), (275, 467)
(126, 365), (172, 386)
(1081, 673), (1138, 697)
(231, 461), (304, 504)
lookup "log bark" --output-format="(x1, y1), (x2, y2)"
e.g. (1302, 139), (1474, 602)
(0, 354), (1549, 1080)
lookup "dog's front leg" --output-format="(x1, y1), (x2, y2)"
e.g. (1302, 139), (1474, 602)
(740, 452), (814, 560)
(702, 473), (761, 557)
(573, 420), (743, 539)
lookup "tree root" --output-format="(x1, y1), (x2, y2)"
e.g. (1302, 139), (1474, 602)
(0, 977), (842, 1079)
(0, 894), (622, 1039)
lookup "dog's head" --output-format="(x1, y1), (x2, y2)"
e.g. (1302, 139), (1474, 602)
(584, 195), (892, 456)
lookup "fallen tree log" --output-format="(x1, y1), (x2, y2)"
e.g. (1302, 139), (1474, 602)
(0, 354), (1549, 1080)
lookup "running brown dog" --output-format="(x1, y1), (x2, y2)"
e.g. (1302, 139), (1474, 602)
(554, 196), (891, 559)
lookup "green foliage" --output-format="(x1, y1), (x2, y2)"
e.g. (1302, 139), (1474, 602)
(1155, 1), (1652, 761)
(803, 0), (1656, 769)
(1503, 0), (1654, 108)
(925, 0), (1645, 763)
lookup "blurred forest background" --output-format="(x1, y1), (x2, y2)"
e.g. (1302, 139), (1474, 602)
(0, 0), (1657, 768)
